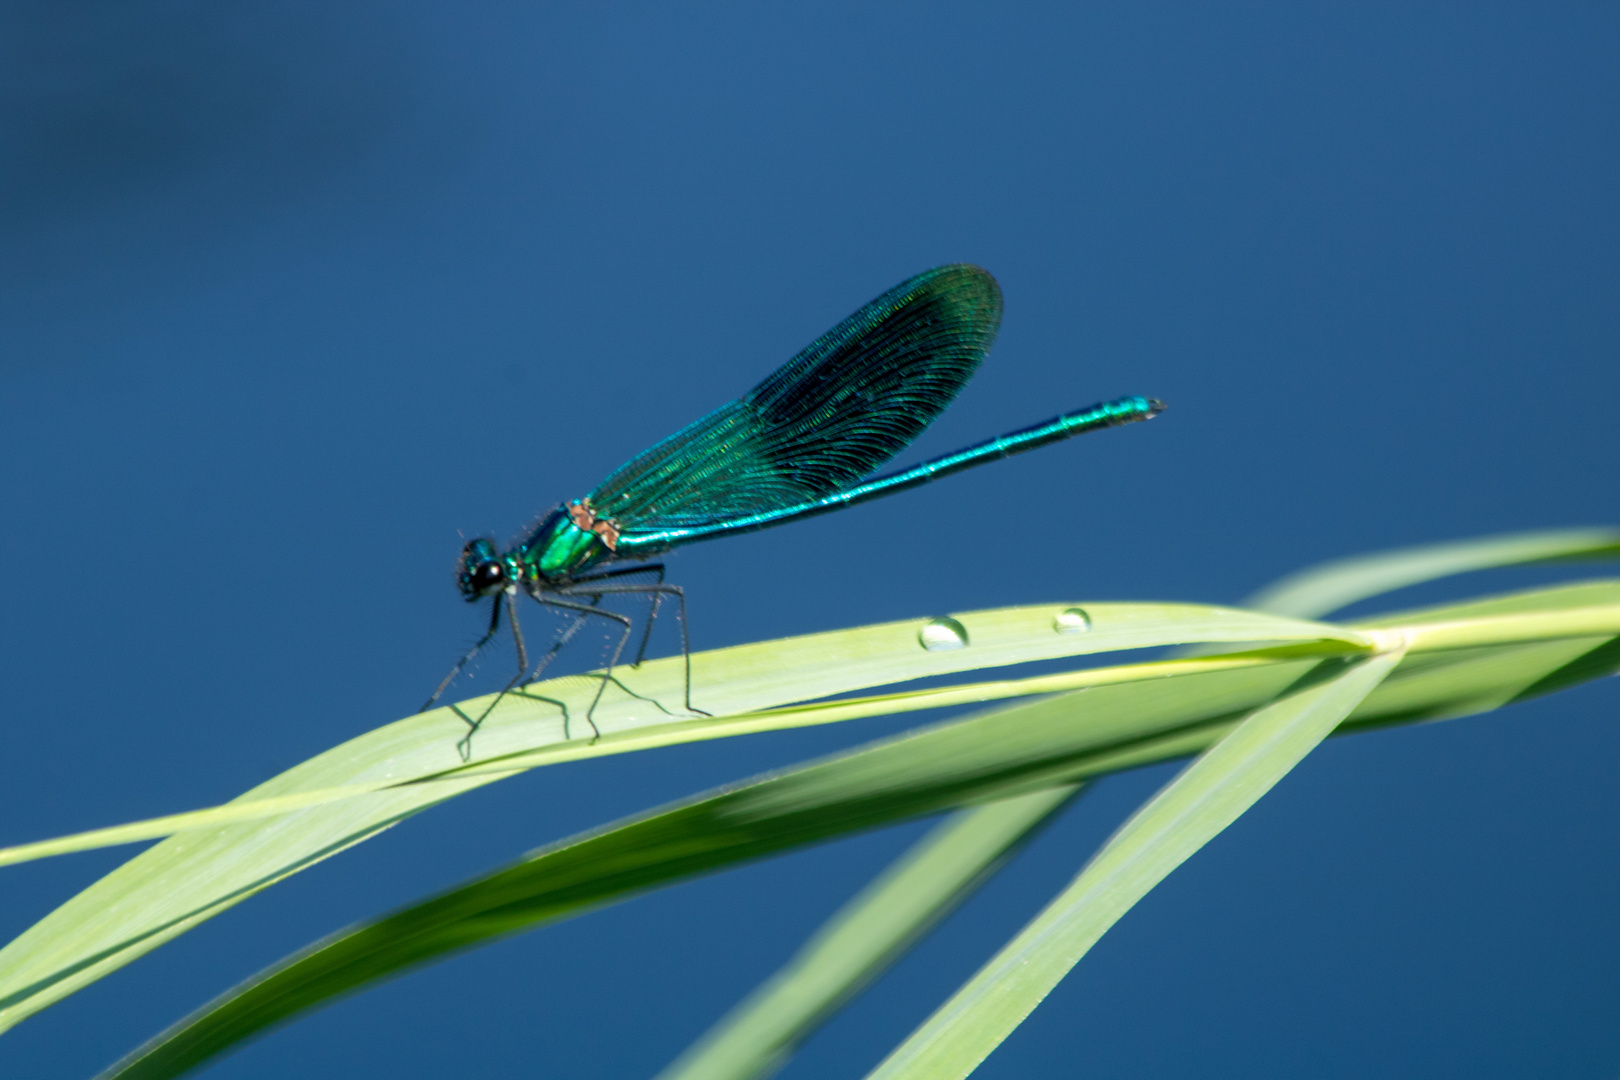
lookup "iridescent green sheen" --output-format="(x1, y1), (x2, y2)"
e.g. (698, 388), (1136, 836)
(520, 507), (610, 581)
(611, 394), (1162, 555)
(507, 264), (1161, 576)
(434, 264), (1164, 722)
(584, 265), (1002, 541)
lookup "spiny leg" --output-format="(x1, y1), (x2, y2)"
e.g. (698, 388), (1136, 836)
(554, 581), (706, 717)
(421, 595), (503, 712)
(635, 591), (665, 667)
(533, 594), (636, 740)
(507, 590), (528, 680)
(521, 589), (603, 687)
(568, 563), (667, 666)
(457, 591), (532, 761)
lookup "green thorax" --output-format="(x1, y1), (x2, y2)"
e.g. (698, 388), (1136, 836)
(517, 501), (618, 582)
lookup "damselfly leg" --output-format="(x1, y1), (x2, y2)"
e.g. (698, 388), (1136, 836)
(421, 592), (508, 712)
(559, 581), (701, 710)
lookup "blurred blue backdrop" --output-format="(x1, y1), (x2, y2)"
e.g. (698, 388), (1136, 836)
(2, 3), (1618, 1077)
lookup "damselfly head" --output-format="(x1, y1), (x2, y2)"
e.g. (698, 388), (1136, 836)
(456, 537), (509, 601)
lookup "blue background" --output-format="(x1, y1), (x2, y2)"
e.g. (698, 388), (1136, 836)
(3, 3), (1618, 1077)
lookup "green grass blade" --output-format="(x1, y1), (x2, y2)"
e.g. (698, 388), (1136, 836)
(48, 584), (1620, 1075)
(0, 654), (1338, 874)
(2, 620), (1366, 872)
(0, 603), (1353, 873)
(0, 602), (1354, 1033)
(643, 594), (1620, 1080)
(861, 648), (1406, 1080)
(1342, 580), (1620, 729)
(655, 786), (1082, 1080)
(114, 614), (1620, 1080)
(95, 658), (1335, 1080)
(1247, 527), (1620, 618)
(1356, 578), (1620, 625)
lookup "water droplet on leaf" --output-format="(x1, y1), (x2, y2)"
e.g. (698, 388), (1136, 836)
(1053, 607), (1091, 633)
(919, 617), (969, 651)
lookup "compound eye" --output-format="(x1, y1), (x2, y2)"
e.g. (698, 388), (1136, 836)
(475, 562), (506, 588)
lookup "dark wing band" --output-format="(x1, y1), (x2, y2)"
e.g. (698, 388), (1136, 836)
(587, 264), (1002, 534)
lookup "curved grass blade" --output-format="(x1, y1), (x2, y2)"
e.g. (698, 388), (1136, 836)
(0, 656), (1289, 873)
(650, 583), (1620, 1080)
(655, 786), (1082, 1080)
(1329, 579), (1620, 730)
(94, 658), (1340, 1080)
(95, 587), (1620, 1080)
(1247, 527), (1620, 619)
(862, 648), (1406, 1080)
(1358, 578), (1620, 624)
(0, 603), (1363, 1033)
(648, 586), (1620, 1080)
(19, 584), (1612, 873)
(1346, 581), (1620, 728)
(0, 604), (1357, 873)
